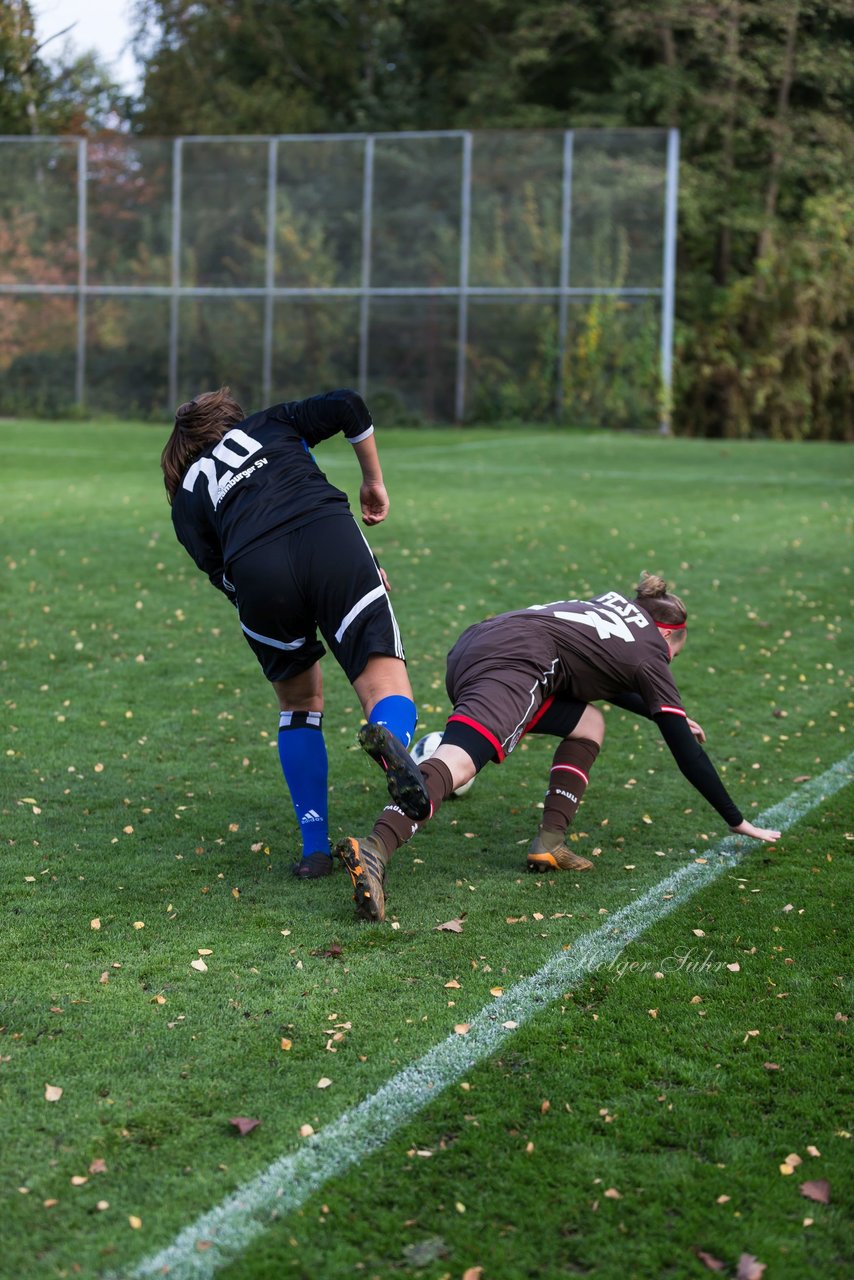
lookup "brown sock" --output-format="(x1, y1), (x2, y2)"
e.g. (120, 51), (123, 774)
(373, 758), (455, 856)
(540, 736), (600, 840)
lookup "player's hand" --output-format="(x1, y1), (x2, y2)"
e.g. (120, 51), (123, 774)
(729, 820), (781, 842)
(379, 565), (392, 594)
(360, 482), (389, 524)
(687, 718), (706, 743)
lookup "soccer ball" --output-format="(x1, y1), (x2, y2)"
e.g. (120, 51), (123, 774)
(411, 731), (475, 797)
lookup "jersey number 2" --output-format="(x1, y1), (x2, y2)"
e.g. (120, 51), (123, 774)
(182, 429), (262, 507)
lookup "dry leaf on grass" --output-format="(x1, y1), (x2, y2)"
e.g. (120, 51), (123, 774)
(694, 1249), (726, 1272)
(435, 916), (466, 933)
(316, 1077), (332, 1089)
(128, 1215), (142, 1229)
(444, 979), (461, 989)
(736, 1254), (766, 1280)
(463, 1268), (484, 1280)
(44, 1084), (62, 1103)
(229, 1117), (260, 1136)
(190, 958), (208, 972)
(800, 1179), (830, 1204)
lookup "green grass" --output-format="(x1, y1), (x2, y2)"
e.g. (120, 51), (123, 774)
(1, 421), (852, 1279)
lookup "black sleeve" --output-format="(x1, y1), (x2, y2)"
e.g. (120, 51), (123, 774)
(276, 389), (373, 448)
(653, 712), (743, 827)
(606, 690), (653, 719)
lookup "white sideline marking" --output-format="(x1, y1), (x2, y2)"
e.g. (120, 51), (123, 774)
(122, 753), (853, 1280)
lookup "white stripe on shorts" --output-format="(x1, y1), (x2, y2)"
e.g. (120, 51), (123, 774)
(240, 622), (306, 651)
(352, 527), (405, 659)
(334, 583), (388, 644)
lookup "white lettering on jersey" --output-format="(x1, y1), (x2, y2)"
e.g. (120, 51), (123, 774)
(528, 595), (647, 644)
(182, 427), (264, 508)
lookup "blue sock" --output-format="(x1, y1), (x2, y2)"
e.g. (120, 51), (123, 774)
(277, 711), (330, 859)
(369, 695), (417, 750)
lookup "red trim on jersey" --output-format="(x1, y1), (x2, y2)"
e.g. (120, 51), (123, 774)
(550, 763), (589, 786)
(655, 621), (686, 630)
(522, 695), (555, 737)
(658, 705), (687, 717)
(447, 714), (505, 763)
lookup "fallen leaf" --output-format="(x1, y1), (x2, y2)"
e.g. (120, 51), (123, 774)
(763, 1062), (780, 1071)
(316, 1077), (332, 1089)
(780, 1163), (795, 1176)
(463, 1268), (484, 1280)
(727, 962), (740, 972)
(736, 1254), (766, 1280)
(806, 1145), (821, 1158)
(197, 948), (213, 956)
(128, 1215), (142, 1229)
(99, 971), (109, 985)
(800, 1179), (830, 1204)
(403, 1237), (448, 1267)
(502, 1020), (518, 1029)
(695, 1249), (726, 1272)
(489, 987), (504, 997)
(280, 1038), (292, 1051)
(299, 1123), (314, 1138)
(228, 1117), (260, 1136)
(90, 918), (101, 930)
(648, 1009), (658, 1019)
(716, 1194), (730, 1204)
(603, 1187), (621, 1199)
(70, 1175), (88, 1186)
(190, 958), (208, 972)
(44, 1084), (63, 1103)
(435, 917), (466, 933)
(444, 979), (461, 989)
(793, 775), (811, 783)
(785, 1153), (803, 1167)
(132, 921), (144, 930)
(692, 929), (705, 937)
(96, 1200), (109, 1211)
(742, 1029), (759, 1043)
(454, 1024), (470, 1035)
(89, 1159), (107, 1174)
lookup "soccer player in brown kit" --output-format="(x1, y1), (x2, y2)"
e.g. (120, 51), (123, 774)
(336, 572), (781, 921)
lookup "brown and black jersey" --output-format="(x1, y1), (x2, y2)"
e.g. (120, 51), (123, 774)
(170, 389), (373, 595)
(444, 591), (743, 827)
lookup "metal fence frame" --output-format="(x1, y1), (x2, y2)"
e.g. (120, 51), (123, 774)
(0, 129), (680, 426)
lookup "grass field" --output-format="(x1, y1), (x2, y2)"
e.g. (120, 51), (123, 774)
(2, 421), (852, 1280)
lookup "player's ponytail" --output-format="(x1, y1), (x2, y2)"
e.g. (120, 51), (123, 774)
(633, 571), (687, 628)
(160, 387), (244, 501)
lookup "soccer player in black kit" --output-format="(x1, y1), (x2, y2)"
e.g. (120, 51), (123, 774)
(335, 573), (781, 921)
(161, 386), (429, 880)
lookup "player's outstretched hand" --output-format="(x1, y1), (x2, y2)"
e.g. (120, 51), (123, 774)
(729, 819), (781, 842)
(687, 717), (706, 743)
(360, 481), (389, 525)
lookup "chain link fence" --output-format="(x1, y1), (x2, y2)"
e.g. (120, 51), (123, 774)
(0, 129), (678, 426)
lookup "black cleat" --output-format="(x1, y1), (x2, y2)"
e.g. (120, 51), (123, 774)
(291, 852), (335, 879)
(358, 723), (431, 821)
(334, 836), (388, 922)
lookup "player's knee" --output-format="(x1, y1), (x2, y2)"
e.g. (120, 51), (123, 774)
(575, 704), (605, 746)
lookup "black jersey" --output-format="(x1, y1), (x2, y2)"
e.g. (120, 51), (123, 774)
(170, 389), (373, 592)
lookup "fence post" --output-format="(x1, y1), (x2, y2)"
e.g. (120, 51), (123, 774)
(556, 130), (574, 421)
(262, 137), (278, 406)
(75, 137), (87, 409)
(358, 136), (375, 399)
(659, 127), (680, 435)
(168, 137), (183, 411)
(454, 132), (473, 423)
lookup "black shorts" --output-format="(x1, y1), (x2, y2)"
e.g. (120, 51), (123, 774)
(226, 513), (405, 684)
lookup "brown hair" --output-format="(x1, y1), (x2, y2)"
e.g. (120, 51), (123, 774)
(160, 387), (245, 502)
(633, 571), (687, 627)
